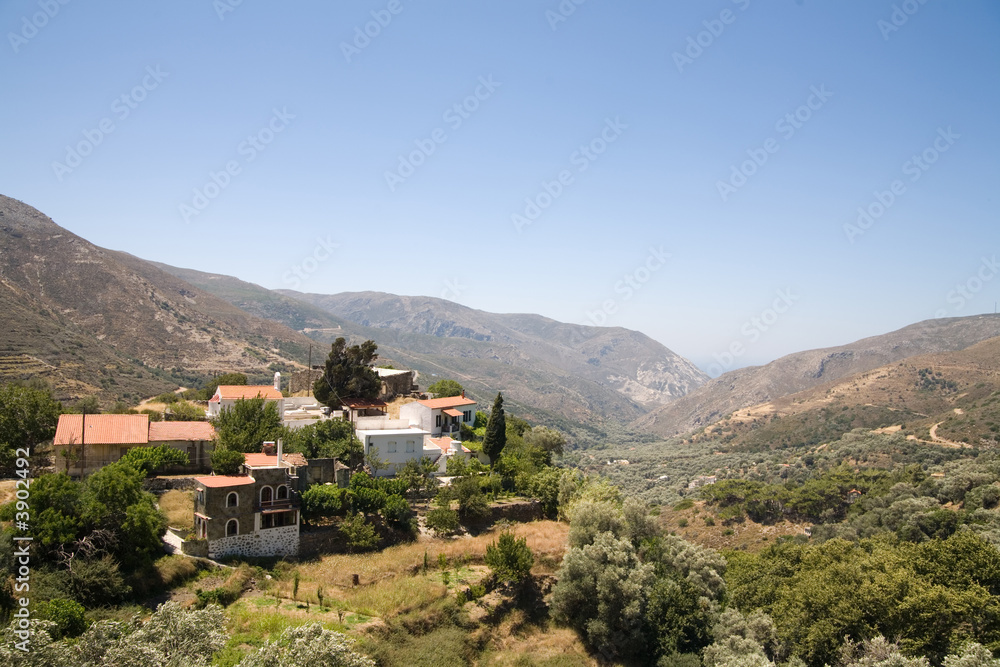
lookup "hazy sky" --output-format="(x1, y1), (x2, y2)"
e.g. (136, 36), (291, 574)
(3, 1), (998, 374)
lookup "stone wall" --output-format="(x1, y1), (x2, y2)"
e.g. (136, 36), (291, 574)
(208, 524), (299, 559)
(289, 369), (322, 394)
(145, 477), (198, 491)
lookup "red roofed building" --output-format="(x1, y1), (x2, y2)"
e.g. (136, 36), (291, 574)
(53, 414), (216, 476)
(192, 448), (300, 559)
(399, 394), (476, 437)
(207, 378), (285, 418)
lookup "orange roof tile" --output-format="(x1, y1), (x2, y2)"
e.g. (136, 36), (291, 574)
(442, 408), (464, 417)
(418, 396), (476, 409)
(54, 414), (149, 446)
(148, 421), (216, 442)
(196, 475), (255, 488)
(214, 385), (283, 401)
(427, 437), (470, 453)
(243, 452), (307, 468)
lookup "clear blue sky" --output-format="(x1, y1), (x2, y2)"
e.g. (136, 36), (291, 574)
(2, 1), (998, 374)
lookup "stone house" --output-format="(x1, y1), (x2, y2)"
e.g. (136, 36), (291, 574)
(193, 448), (300, 559)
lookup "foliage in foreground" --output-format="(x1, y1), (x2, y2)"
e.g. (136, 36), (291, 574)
(1, 602), (373, 667)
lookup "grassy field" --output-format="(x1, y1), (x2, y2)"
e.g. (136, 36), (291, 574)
(158, 489), (194, 531)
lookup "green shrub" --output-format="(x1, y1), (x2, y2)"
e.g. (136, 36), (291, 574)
(210, 448), (245, 476)
(35, 598), (87, 638)
(484, 532), (534, 584)
(426, 508), (460, 536)
(381, 494), (414, 530)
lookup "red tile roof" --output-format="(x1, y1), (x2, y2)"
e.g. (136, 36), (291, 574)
(427, 437), (470, 453)
(196, 475), (255, 488)
(417, 396), (476, 409)
(213, 385), (283, 401)
(442, 408), (464, 417)
(148, 421), (216, 442)
(243, 452), (308, 468)
(54, 414), (149, 446)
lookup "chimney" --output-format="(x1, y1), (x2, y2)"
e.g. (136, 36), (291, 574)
(262, 441), (276, 455)
(461, 390), (465, 398)
(277, 438), (284, 466)
(273, 371), (281, 392)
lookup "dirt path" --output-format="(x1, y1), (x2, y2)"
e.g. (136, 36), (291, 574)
(928, 421), (970, 448)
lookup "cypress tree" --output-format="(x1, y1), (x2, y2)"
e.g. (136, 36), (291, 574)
(483, 392), (507, 465)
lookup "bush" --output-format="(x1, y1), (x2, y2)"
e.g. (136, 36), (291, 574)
(302, 485), (348, 522)
(426, 508), (460, 536)
(340, 513), (379, 552)
(485, 532), (534, 584)
(119, 445), (189, 476)
(381, 494), (414, 531)
(34, 598), (86, 639)
(210, 448), (245, 476)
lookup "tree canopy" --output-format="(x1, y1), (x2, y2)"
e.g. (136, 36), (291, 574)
(426, 379), (463, 398)
(313, 338), (381, 408)
(0, 382), (61, 466)
(482, 392), (507, 465)
(210, 397), (283, 453)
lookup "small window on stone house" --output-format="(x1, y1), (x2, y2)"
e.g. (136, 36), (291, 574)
(226, 492), (238, 507)
(277, 485), (288, 500)
(226, 519), (238, 537)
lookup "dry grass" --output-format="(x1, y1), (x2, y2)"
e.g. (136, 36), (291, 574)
(0, 480), (16, 506)
(159, 489), (194, 530)
(296, 520), (568, 588)
(486, 624), (597, 666)
(277, 521), (568, 617)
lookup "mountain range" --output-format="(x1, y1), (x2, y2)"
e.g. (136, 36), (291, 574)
(4, 192), (1000, 443)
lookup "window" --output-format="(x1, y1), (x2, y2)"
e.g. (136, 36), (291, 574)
(276, 485), (288, 500)
(199, 518), (207, 539)
(226, 492), (238, 507)
(435, 414), (441, 427)
(226, 519), (238, 537)
(388, 440), (397, 453)
(196, 489), (205, 505)
(262, 511), (296, 529)
(463, 410), (472, 422)
(261, 486), (273, 504)
(406, 440), (415, 453)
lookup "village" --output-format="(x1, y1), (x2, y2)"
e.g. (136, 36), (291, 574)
(47, 364), (510, 561)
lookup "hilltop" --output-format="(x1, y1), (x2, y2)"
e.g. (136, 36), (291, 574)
(633, 315), (1000, 438)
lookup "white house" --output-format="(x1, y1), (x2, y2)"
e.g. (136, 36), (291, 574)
(399, 395), (476, 437)
(355, 426), (432, 477)
(426, 436), (476, 473)
(208, 376), (284, 418)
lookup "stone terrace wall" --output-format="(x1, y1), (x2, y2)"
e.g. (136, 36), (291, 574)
(208, 525), (299, 559)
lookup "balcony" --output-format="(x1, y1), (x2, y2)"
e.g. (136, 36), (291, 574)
(255, 497), (300, 513)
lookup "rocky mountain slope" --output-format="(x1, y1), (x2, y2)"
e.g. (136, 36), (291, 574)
(633, 314), (1000, 438)
(0, 195), (312, 402)
(278, 290), (708, 408)
(158, 266), (707, 425)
